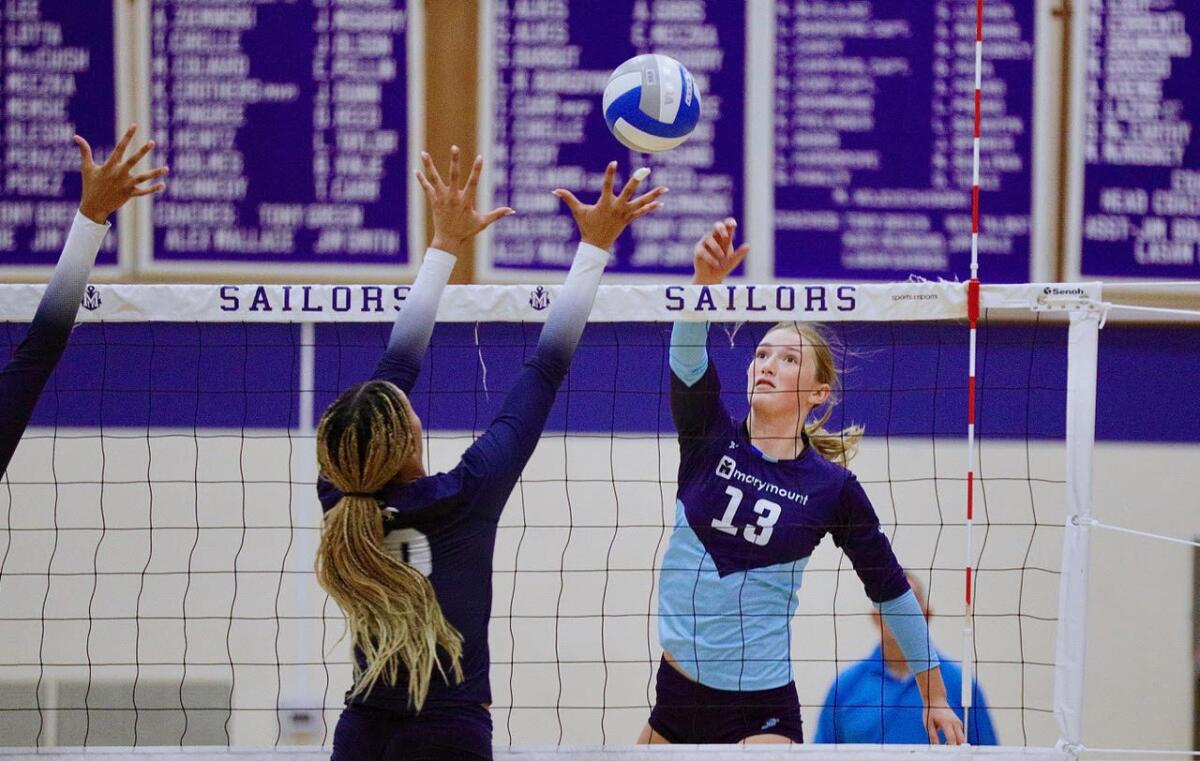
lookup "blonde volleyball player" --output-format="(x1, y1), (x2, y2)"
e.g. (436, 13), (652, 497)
(316, 149), (665, 760)
(0, 125), (167, 477)
(639, 219), (966, 746)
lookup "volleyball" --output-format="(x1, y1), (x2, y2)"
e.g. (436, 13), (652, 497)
(602, 53), (701, 153)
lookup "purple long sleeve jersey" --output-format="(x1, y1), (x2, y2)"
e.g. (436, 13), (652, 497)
(318, 243), (609, 715)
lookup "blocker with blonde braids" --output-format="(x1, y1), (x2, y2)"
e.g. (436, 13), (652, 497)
(318, 150), (659, 760)
(316, 380), (463, 708)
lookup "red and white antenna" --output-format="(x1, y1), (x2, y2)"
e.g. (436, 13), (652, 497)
(963, 0), (985, 741)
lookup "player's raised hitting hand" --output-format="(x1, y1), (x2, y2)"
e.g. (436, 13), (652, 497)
(75, 124), (169, 225)
(417, 146), (514, 256)
(553, 161), (667, 250)
(692, 216), (748, 285)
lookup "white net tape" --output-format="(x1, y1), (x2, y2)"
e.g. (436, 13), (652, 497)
(0, 282), (1102, 324)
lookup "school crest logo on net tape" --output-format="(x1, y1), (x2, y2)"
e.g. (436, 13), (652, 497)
(81, 285), (102, 311)
(529, 285), (550, 311)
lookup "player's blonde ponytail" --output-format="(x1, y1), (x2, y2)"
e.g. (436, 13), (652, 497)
(315, 380), (463, 709)
(769, 321), (864, 465)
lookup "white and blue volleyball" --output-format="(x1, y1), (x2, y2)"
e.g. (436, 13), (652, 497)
(602, 54), (701, 153)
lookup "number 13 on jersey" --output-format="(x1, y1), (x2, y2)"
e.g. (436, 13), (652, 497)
(711, 485), (781, 546)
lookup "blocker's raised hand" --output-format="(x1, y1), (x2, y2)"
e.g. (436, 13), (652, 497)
(417, 146), (514, 255)
(553, 161), (667, 250)
(75, 124), (169, 224)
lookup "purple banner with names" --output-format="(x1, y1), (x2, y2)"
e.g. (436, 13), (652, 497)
(485, 0), (745, 276)
(772, 0), (1034, 282)
(149, 0), (412, 269)
(0, 0), (117, 267)
(1080, 0), (1200, 278)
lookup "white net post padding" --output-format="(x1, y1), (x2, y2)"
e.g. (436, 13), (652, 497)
(277, 323), (322, 742)
(1053, 309), (1101, 754)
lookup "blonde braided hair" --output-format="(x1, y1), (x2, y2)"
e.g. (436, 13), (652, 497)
(315, 380), (463, 708)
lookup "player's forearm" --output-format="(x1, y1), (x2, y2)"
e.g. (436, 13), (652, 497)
(386, 247), (455, 351)
(535, 241), (608, 368)
(915, 664), (951, 707)
(0, 212), (109, 476)
(461, 242), (609, 501)
(473, 353), (561, 475)
(669, 321), (708, 386)
(373, 247), (456, 388)
(35, 211), (110, 327)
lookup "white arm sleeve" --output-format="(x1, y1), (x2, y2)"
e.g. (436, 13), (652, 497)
(386, 247), (457, 352)
(37, 211), (110, 326)
(537, 242), (609, 360)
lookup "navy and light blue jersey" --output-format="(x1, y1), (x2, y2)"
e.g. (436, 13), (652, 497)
(659, 322), (930, 692)
(0, 212), (109, 477)
(319, 242), (609, 716)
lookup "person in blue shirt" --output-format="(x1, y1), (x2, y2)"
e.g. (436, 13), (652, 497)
(638, 218), (965, 747)
(316, 148), (666, 761)
(0, 125), (167, 478)
(811, 568), (998, 739)
(814, 572), (998, 744)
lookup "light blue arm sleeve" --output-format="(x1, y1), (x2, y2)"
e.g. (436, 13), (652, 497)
(877, 589), (936, 674)
(668, 321), (709, 386)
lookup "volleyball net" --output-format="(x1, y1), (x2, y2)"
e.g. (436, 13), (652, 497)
(0, 281), (1112, 758)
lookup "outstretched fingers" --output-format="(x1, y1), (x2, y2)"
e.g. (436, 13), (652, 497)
(131, 182), (167, 198)
(712, 220), (734, 252)
(464, 154), (484, 199)
(108, 124), (137, 166)
(74, 135), (94, 168)
(729, 242), (750, 270)
(133, 166), (170, 186)
(447, 145), (461, 191)
(478, 206), (515, 228)
(617, 166), (650, 202)
(629, 201), (663, 221)
(600, 161), (617, 198)
(420, 151), (446, 189)
(629, 185), (667, 210)
(702, 236), (724, 262)
(414, 170), (436, 200)
(552, 188), (583, 215)
(695, 242), (721, 271)
(122, 139), (156, 172)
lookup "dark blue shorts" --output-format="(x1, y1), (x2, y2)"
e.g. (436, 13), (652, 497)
(330, 702), (492, 760)
(648, 656), (804, 744)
